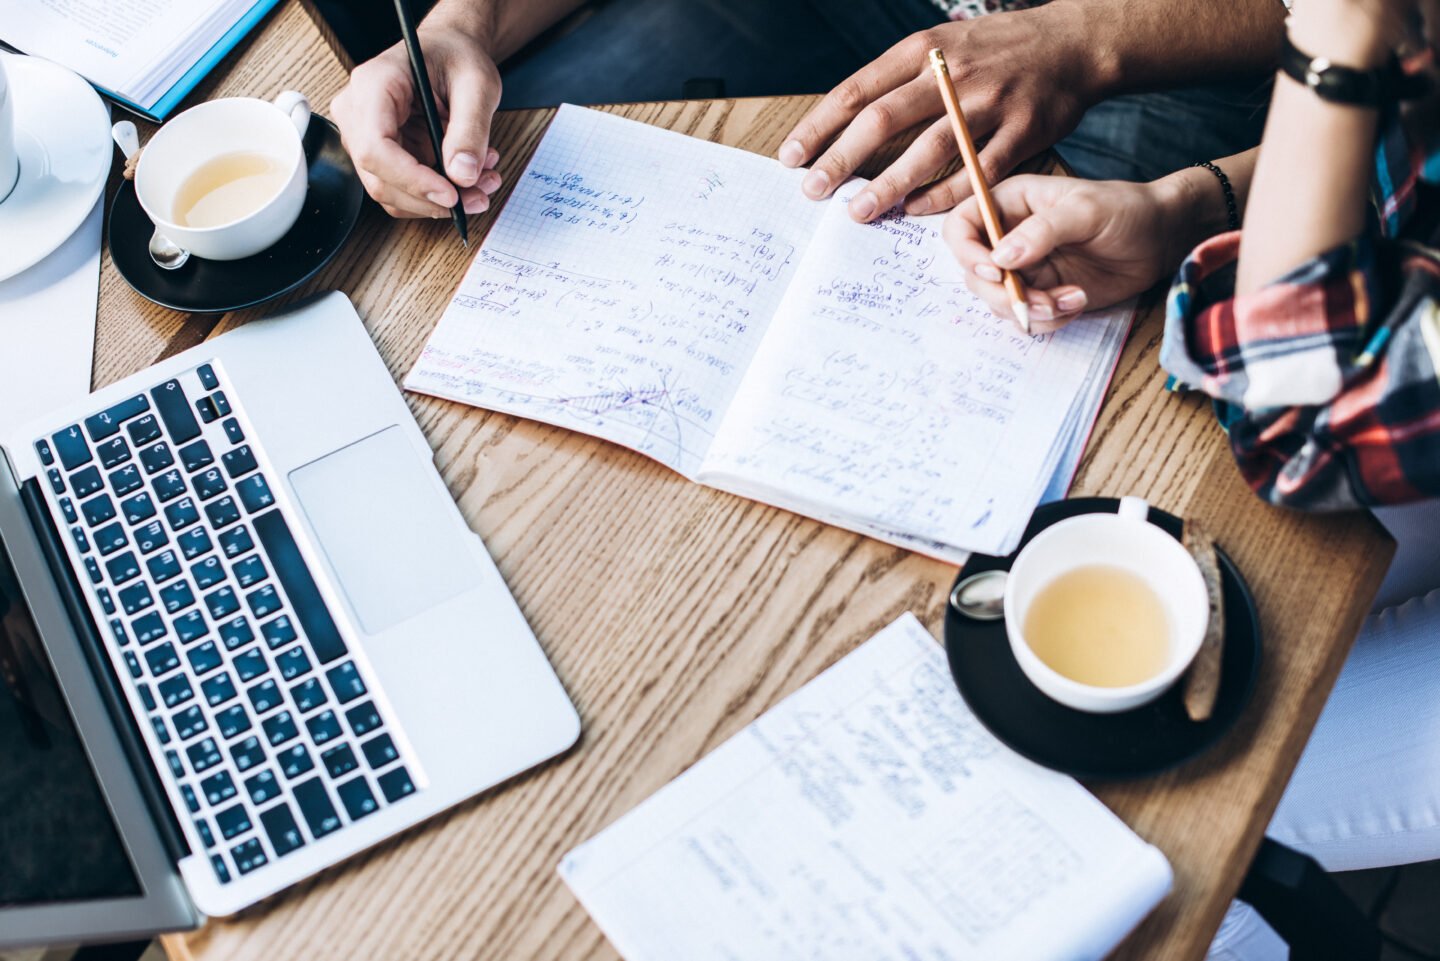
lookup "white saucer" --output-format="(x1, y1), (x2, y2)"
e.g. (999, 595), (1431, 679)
(0, 53), (111, 282)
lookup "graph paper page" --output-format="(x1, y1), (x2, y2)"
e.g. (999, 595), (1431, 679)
(405, 104), (824, 478)
(698, 182), (1133, 557)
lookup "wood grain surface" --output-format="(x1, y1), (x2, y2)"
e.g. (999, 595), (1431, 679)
(86, 4), (1396, 959)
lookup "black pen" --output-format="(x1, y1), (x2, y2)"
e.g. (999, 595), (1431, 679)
(392, 0), (469, 247)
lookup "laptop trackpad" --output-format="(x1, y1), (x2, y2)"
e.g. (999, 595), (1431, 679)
(289, 426), (474, 635)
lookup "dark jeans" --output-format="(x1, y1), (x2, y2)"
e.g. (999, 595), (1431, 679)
(500, 0), (1269, 183)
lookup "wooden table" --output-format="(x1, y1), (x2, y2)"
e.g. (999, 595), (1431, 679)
(89, 4), (1395, 959)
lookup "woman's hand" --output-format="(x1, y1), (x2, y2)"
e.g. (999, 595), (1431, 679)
(944, 171), (1220, 333)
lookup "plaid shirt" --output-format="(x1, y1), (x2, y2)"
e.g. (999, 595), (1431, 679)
(1160, 111), (1440, 510)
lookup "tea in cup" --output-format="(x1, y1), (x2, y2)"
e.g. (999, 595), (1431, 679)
(134, 91), (311, 261)
(1004, 497), (1209, 713)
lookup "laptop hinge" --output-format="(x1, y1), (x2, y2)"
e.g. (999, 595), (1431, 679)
(20, 477), (191, 864)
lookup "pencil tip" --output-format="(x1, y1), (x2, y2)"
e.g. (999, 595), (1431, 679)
(1013, 300), (1031, 334)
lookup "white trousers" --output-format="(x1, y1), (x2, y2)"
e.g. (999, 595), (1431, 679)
(1207, 501), (1440, 960)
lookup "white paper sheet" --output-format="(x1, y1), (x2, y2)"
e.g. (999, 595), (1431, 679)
(0, 197), (101, 438)
(561, 615), (1171, 961)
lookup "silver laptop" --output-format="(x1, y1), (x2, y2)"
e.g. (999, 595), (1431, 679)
(0, 291), (580, 947)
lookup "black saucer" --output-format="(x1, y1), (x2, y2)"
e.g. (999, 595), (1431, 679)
(109, 115), (364, 313)
(944, 497), (1262, 780)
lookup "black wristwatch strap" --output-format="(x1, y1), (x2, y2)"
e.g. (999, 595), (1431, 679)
(1279, 33), (1429, 105)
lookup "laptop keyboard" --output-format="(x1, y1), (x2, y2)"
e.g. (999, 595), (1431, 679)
(34, 363), (418, 886)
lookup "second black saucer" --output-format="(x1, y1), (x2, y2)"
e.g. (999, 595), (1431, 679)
(944, 497), (1263, 780)
(109, 115), (364, 314)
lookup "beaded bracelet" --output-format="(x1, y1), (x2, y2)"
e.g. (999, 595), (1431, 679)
(1190, 160), (1240, 233)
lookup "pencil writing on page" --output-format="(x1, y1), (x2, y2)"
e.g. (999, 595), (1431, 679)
(926, 47), (1030, 333)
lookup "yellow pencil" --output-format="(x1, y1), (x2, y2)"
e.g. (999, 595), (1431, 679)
(927, 48), (1030, 333)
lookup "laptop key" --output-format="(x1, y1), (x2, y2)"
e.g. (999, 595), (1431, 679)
(164, 496), (200, 531)
(327, 662), (367, 704)
(47, 468), (66, 495)
(137, 682), (156, 712)
(219, 525), (253, 559)
(206, 586), (240, 620)
(128, 415), (163, 447)
(152, 469), (186, 503)
(236, 475), (275, 513)
(53, 425), (92, 469)
(179, 440), (214, 473)
(252, 509), (347, 663)
(158, 674), (193, 709)
(196, 396), (220, 424)
(71, 466), (102, 498)
(109, 464), (143, 497)
(261, 615), (296, 650)
(360, 731), (400, 772)
(97, 437), (130, 470)
(134, 612), (167, 646)
(105, 550), (140, 585)
(198, 364), (220, 390)
(230, 735), (264, 772)
(260, 802), (306, 857)
(187, 640), (223, 676)
(233, 554), (267, 588)
(246, 584), (281, 620)
(216, 704), (252, 740)
(201, 771), (237, 806)
(59, 496), (77, 524)
(234, 647), (266, 682)
(123, 649), (142, 679)
(321, 744), (358, 779)
(108, 618), (129, 647)
(278, 744), (314, 779)
(99, 589), (116, 616)
(193, 555), (225, 590)
(138, 440), (174, 475)
(305, 710), (342, 746)
(135, 520), (169, 555)
(94, 522), (127, 556)
(291, 778), (342, 839)
(82, 494), (116, 527)
(181, 783), (200, 814)
(152, 380), (201, 445)
(345, 701), (382, 738)
(118, 582), (153, 616)
(146, 549), (182, 584)
(187, 738), (221, 774)
(177, 527), (212, 561)
(195, 468), (228, 501)
(151, 716), (171, 745)
(291, 677), (327, 713)
(161, 581), (196, 614)
(174, 705), (208, 741)
(262, 710), (299, 747)
(70, 527), (91, 553)
(85, 396), (149, 441)
(203, 672), (239, 708)
(144, 641), (180, 676)
(336, 776), (380, 821)
(211, 854), (231, 885)
(221, 445), (257, 479)
(121, 492), (157, 525)
(377, 767), (416, 803)
(219, 616), (255, 651)
(175, 609), (208, 645)
(214, 803), (251, 841)
(212, 391), (231, 416)
(195, 818), (215, 849)
(230, 838), (267, 875)
(277, 647), (311, 681)
(84, 557), (102, 585)
(245, 768), (280, 805)
(222, 418), (245, 444)
(35, 438), (54, 465)
(166, 750), (185, 778)
(204, 496), (241, 530)
(247, 678), (282, 715)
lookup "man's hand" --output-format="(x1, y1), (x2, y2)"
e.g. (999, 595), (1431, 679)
(332, 23), (504, 219)
(943, 173), (1216, 333)
(777, 8), (1103, 223)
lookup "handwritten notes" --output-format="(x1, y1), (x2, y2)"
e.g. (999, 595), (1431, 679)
(406, 105), (822, 477)
(560, 615), (1172, 961)
(406, 106), (1132, 560)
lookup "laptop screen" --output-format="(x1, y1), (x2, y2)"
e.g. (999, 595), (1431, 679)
(0, 528), (141, 906)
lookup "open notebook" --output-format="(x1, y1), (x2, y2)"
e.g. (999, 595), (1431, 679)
(560, 614), (1172, 961)
(406, 105), (1132, 561)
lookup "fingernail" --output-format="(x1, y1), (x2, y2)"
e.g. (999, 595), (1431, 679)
(993, 240), (1025, 267)
(426, 190), (453, 207)
(485, 147), (500, 168)
(449, 151), (480, 186)
(974, 263), (1002, 282)
(1057, 290), (1088, 312)
(463, 194), (490, 215)
(479, 171), (502, 194)
(779, 139), (805, 167)
(850, 192), (877, 221)
(1029, 302), (1054, 321)
(802, 168), (830, 199)
(908, 195), (932, 215)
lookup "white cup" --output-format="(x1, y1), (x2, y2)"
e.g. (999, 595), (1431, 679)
(1004, 497), (1210, 713)
(135, 91), (311, 261)
(0, 59), (18, 204)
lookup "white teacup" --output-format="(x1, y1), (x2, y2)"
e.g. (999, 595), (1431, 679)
(1004, 497), (1209, 713)
(0, 58), (18, 204)
(135, 91), (311, 261)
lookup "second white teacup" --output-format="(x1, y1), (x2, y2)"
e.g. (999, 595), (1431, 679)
(0, 58), (18, 204)
(136, 91), (311, 261)
(1004, 496), (1209, 714)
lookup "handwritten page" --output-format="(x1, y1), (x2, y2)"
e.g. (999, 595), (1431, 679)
(560, 615), (1171, 961)
(698, 183), (1132, 557)
(405, 105), (824, 478)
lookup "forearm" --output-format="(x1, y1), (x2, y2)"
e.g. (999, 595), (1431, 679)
(1062, 0), (1286, 98)
(424, 0), (588, 61)
(1235, 3), (1385, 293)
